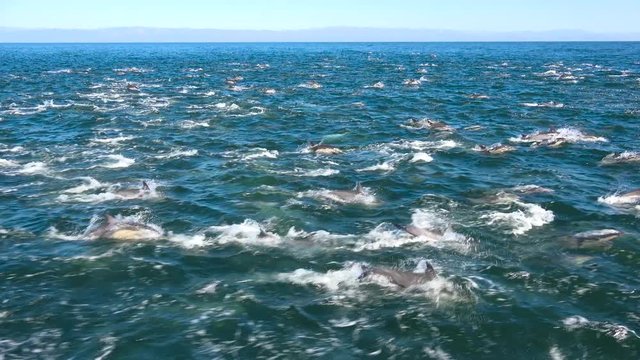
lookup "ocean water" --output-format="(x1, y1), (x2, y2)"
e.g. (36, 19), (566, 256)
(1, 42), (639, 359)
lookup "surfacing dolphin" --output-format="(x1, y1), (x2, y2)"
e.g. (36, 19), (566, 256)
(600, 152), (640, 165)
(362, 262), (437, 288)
(562, 229), (623, 250)
(475, 143), (516, 154)
(322, 182), (377, 204)
(308, 141), (343, 155)
(85, 214), (162, 241)
(393, 223), (444, 239)
(113, 181), (151, 200)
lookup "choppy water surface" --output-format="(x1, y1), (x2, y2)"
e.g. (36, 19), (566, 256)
(1, 43), (640, 359)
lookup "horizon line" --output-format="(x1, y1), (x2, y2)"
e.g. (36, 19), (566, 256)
(1, 26), (638, 42)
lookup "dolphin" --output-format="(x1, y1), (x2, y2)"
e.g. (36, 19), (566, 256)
(406, 119), (453, 131)
(476, 143), (515, 154)
(126, 83), (140, 92)
(362, 262), (437, 288)
(85, 214), (162, 241)
(600, 152), (640, 165)
(308, 142), (343, 155)
(113, 181), (151, 199)
(563, 229), (623, 250)
(324, 182), (371, 203)
(393, 223), (444, 239)
(615, 189), (640, 203)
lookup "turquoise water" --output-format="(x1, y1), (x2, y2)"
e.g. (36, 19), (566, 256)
(1, 43), (639, 359)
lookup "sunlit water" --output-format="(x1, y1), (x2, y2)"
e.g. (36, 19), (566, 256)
(1, 43), (639, 359)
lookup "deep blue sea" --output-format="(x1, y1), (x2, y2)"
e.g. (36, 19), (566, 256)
(1, 43), (639, 359)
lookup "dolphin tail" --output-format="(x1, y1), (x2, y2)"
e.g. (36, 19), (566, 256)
(142, 181), (150, 191)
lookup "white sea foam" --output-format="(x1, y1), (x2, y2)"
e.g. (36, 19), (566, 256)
(410, 152), (434, 163)
(180, 120), (210, 128)
(155, 149), (198, 159)
(63, 177), (105, 194)
(282, 168), (340, 177)
(509, 127), (607, 144)
(482, 201), (554, 235)
(562, 315), (639, 342)
(100, 154), (135, 168)
(357, 160), (397, 173)
(242, 148), (278, 161)
(598, 192), (640, 206)
(403, 79), (422, 86)
(276, 263), (366, 291)
(18, 162), (49, 175)
(92, 135), (135, 146)
(167, 233), (209, 249)
(353, 210), (468, 252)
(276, 261), (469, 304)
(207, 219), (282, 246)
(521, 102), (564, 108)
(58, 181), (160, 203)
(298, 81), (322, 89)
(0, 158), (20, 167)
(365, 81), (385, 89)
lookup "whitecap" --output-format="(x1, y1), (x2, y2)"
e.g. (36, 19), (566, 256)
(92, 135), (135, 146)
(357, 160), (397, 173)
(276, 263), (365, 292)
(63, 177), (105, 194)
(18, 162), (49, 175)
(100, 154), (135, 168)
(180, 120), (210, 129)
(410, 152), (433, 163)
(0, 158), (20, 167)
(241, 149), (278, 161)
(207, 219), (282, 247)
(155, 149), (198, 159)
(167, 233), (209, 249)
(482, 201), (554, 235)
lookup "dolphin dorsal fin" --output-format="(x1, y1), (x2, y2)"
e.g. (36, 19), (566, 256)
(425, 262), (437, 277)
(354, 182), (363, 194)
(142, 181), (150, 191)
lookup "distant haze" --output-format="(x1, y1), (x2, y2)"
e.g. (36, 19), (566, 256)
(1, 27), (639, 43)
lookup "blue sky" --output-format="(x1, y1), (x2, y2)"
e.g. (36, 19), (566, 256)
(1, 0), (639, 33)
